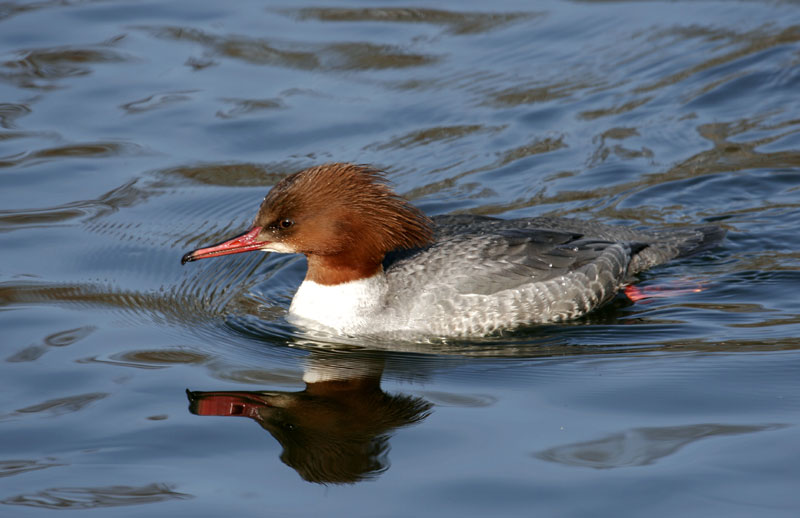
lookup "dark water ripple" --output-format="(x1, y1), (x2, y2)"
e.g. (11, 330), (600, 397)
(0, 39), (133, 89)
(534, 423), (788, 469)
(2, 483), (192, 510)
(0, 102), (30, 128)
(285, 7), (538, 36)
(139, 24), (440, 71)
(0, 141), (148, 169)
(0, 458), (65, 478)
(2, 392), (108, 420)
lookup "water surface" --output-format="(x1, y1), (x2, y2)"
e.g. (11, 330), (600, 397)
(2, 1), (800, 516)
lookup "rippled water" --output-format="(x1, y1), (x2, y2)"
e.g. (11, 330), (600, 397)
(2, 0), (800, 516)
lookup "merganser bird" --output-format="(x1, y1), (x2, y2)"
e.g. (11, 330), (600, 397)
(181, 163), (724, 337)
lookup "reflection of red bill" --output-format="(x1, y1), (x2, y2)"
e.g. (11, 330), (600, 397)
(189, 392), (268, 419)
(624, 280), (706, 303)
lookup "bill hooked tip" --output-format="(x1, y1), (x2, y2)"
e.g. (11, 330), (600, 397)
(180, 251), (196, 265)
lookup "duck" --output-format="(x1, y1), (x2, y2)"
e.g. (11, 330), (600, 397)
(182, 163), (724, 337)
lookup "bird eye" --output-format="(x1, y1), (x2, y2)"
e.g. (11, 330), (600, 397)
(280, 219), (294, 229)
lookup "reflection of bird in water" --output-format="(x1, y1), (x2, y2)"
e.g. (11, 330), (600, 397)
(187, 355), (431, 484)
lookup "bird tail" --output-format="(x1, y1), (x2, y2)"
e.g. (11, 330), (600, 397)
(628, 225), (726, 275)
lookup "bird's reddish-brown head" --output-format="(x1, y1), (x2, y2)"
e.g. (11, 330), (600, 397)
(181, 163), (433, 285)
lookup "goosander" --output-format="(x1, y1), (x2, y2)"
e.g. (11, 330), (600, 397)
(182, 163), (724, 337)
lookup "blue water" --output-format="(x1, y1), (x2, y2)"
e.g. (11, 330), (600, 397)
(1, 1), (799, 516)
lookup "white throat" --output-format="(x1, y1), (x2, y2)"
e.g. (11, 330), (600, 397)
(288, 275), (388, 335)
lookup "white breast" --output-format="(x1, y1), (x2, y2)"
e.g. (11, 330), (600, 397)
(288, 275), (388, 335)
